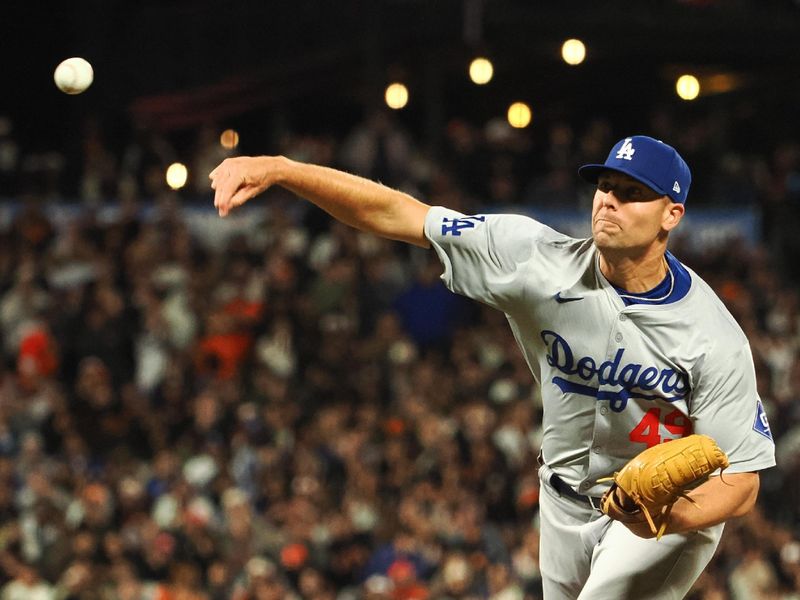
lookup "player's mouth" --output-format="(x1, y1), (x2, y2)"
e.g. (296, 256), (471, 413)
(594, 217), (621, 229)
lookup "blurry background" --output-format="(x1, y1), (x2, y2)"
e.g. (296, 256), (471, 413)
(3, 0), (800, 198)
(0, 1), (799, 599)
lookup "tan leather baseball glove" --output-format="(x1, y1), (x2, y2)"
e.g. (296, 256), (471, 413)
(599, 434), (729, 539)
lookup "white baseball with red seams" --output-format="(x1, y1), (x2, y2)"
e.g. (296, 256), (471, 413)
(54, 57), (94, 94)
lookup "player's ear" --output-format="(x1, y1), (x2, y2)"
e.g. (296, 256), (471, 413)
(662, 201), (685, 233)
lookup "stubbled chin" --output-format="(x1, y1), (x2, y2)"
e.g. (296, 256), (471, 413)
(592, 231), (620, 249)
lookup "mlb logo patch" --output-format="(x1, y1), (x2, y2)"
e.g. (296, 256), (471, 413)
(753, 398), (772, 440)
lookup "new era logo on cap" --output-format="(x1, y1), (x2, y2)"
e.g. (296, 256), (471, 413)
(578, 135), (692, 204)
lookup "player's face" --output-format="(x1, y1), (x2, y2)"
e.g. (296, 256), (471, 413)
(591, 172), (679, 252)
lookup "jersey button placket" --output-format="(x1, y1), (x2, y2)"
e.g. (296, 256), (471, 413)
(614, 313), (625, 342)
(589, 316), (627, 485)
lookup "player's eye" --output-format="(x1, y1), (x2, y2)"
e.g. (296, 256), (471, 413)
(597, 181), (613, 193)
(621, 187), (642, 200)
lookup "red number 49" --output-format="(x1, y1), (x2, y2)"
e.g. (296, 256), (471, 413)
(629, 408), (692, 448)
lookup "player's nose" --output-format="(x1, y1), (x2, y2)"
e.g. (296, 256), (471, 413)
(601, 190), (620, 208)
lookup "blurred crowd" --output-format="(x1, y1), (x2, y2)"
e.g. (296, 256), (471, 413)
(0, 105), (799, 600)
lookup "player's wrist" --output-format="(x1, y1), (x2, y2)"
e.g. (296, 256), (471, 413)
(260, 155), (292, 186)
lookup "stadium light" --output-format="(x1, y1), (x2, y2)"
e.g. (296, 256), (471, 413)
(561, 39), (586, 66)
(385, 83), (409, 110)
(220, 129), (240, 149)
(166, 163), (188, 190)
(676, 75), (700, 100)
(469, 57), (494, 85)
(507, 102), (532, 128)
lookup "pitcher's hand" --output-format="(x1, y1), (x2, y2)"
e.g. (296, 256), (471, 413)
(210, 156), (279, 217)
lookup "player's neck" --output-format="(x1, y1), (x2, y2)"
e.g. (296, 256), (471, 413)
(599, 249), (669, 294)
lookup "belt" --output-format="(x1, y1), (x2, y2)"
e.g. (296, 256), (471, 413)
(548, 472), (601, 510)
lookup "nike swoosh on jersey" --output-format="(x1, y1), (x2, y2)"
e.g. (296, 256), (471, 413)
(554, 292), (584, 303)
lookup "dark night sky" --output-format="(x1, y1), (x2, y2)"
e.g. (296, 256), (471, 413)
(3, 1), (800, 161)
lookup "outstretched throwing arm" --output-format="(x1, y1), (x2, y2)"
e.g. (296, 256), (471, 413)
(210, 156), (431, 248)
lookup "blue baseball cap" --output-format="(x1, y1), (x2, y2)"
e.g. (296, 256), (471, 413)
(578, 135), (691, 204)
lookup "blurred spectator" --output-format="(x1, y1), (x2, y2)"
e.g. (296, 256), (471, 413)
(339, 110), (414, 189)
(393, 253), (470, 351)
(0, 116), (20, 198)
(78, 117), (118, 206)
(119, 118), (176, 201)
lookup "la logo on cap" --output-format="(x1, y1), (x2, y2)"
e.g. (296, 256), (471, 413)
(615, 138), (635, 161)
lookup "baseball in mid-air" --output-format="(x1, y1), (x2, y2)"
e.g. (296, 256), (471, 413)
(53, 57), (94, 94)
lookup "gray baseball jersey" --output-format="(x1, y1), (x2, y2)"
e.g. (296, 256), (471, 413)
(424, 207), (775, 497)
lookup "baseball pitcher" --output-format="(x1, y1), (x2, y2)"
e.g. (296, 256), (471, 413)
(210, 134), (775, 599)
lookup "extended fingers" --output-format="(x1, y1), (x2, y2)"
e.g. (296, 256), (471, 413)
(217, 177), (236, 215)
(229, 187), (252, 211)
(212, 168), (241, 214)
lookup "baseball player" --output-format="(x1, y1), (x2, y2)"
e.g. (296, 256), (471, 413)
(210, 135), (776, 599)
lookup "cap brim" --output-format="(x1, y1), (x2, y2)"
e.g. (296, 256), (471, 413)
(578, 164), (668, 197)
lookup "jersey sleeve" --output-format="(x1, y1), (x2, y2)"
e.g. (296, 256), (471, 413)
(690, 339), (776, 473)
(423, 206), (562, 312)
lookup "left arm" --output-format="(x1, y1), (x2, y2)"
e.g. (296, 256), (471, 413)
(623, 471), (759, 539)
